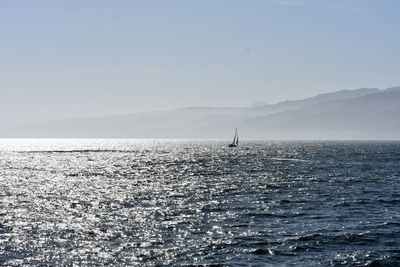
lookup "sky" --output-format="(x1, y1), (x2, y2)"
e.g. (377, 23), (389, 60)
(1, 0), (400, 126)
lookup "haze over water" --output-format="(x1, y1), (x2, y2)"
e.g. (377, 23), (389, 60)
(2, 1), (400, 266)
(1, 139), (399, 266)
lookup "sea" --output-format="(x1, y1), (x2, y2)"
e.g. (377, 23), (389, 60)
(0, 139), (400, 266)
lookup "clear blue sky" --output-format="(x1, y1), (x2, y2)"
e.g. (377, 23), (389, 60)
(1, 0), (399, 125)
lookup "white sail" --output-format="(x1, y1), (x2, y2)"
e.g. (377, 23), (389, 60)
(229, 128), (238, 147)
(231, 129), (237, 144)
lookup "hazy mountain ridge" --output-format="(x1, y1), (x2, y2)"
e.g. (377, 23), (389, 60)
(242, 90), (400, 139)
(4, 86), (400, 139)
(242, 87), (380, 117)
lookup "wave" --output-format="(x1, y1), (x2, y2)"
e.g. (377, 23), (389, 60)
(270, 157), (313, 162)
(16, 149), (136, 153)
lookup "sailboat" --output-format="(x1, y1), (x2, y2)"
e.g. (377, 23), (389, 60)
(229, 128), (239, 147)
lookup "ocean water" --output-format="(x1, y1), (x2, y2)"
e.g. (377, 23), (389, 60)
(1, 139), (400, 266)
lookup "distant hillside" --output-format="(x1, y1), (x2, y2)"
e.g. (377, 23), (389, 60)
(3, 86), (400, 139)
(241, 90), (400, 139)
(242, 87), (380, 117)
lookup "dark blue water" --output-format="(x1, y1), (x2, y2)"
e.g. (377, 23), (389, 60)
(1, 140), (400, 266)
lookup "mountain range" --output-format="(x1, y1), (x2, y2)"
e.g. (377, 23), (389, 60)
(4, 86), (400, 139)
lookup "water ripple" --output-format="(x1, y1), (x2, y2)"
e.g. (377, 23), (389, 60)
(0, 140), (400, 266)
